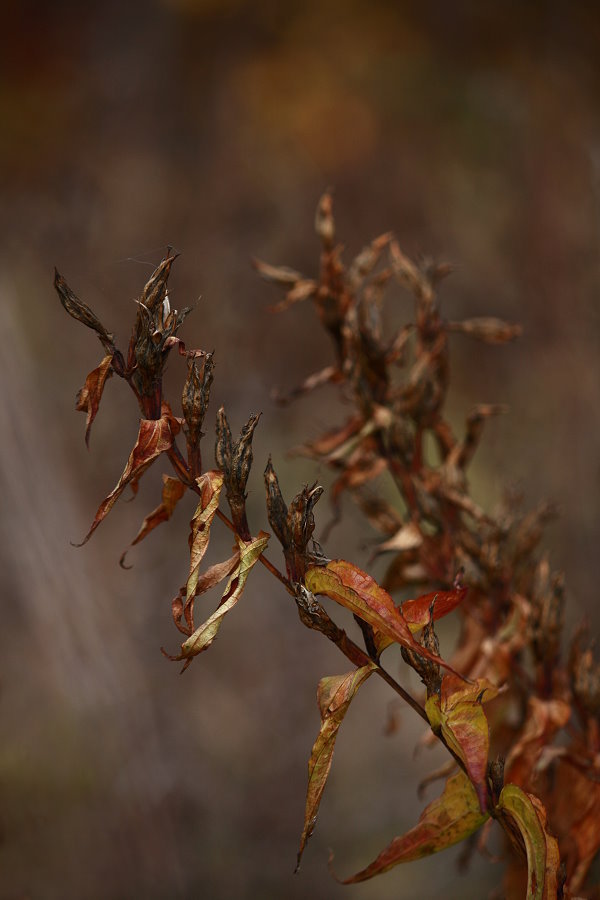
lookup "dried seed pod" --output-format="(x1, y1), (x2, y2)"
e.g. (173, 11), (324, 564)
(264, 458), (323, 582)
(215, 407), (260, 540)
(401, 609), (442, 698)
(54, 269), (114, 349)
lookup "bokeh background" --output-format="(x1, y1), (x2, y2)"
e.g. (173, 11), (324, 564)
(2, 1), (600, 897)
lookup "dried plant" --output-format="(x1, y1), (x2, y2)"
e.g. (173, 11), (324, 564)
(56, 195), (600, 898)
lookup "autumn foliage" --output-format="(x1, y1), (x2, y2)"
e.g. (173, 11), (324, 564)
(56, 196), (600, 898)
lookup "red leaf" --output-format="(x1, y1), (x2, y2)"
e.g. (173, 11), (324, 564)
(402, 584), (468, 632)
(425, 674), (499, 812)
(77, 409), (180, 545)
(75, 354), (113, 447)
(305, 560), (465, 677)
(334, 771), (488, 883)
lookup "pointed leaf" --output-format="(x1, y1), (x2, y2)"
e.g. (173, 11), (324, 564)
(425, 674), (498, 812)
(402, 584), (468, 633)
(184, 551), (240, 632)
(77, 409), (181, 545)
(120, 475), (186, 567)
(446, 317), (522, 344)
(76, 355), (113, 447)
(305, 561), (463, 676)
(185, 471), (224, 605)
(497, 784), (560, 899)
(296, 664), (376, 870)
(336, 771), (488, 883)
(164, 532), (269, 670)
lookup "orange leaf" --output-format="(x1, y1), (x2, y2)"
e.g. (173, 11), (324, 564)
(335, 771), (488, 883)
(120, 474), (186, 567)
(425, 674), (498, 812)
(77, 409), (180, 545)
(75, 354), (113, 447)
(402, 584), (468, 632)
(296, 664), (376, 871)
(305, 560), (464, 677)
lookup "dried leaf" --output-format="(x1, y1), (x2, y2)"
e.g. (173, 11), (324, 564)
(75, 354), (113, 447)
(77, 409), (181, 545)
(296, 664), (376, 870)
(164, 532), (269, 671)
(252, 258), (303, 285)
(447, 317), (522, 344)
(54, 269), (113, 346)
(497, 783), (560, 899)
(335, 771), (488, 883)
(120, 475), (186, 567)
(305, 560), (463, 676)
(185, 471), (224, 606)
(425, 674), (499, 811)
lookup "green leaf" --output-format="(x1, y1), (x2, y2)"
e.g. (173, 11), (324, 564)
(496, 784), (560, 900)
(296, 664), (376, 871)
(335, 771), (488, 883)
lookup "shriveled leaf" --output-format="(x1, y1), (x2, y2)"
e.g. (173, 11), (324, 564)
(185, 471), (224, 605)
(497, 783), (560, 899)
(77, 409), (181, 545)
(184, 552), (240, 632)
(76, 354), (113, 447)
(335, 771), (488, 883)
(446, 317), (522, 344)
(375, 522), (423, 555)
(120, 475), (186, 567)
(54, 269), (113, 345)
(425, 674), (498, 812)
(305, 560), (462, 676)
(164, 532), (269, 670)
(296, 664), (376, 870)
(252, 258), (303, 285)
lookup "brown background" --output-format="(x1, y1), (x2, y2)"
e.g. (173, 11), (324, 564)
(1, 1), (600, 897)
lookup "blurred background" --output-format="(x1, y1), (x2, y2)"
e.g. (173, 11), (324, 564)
(2, 1), (600, 897)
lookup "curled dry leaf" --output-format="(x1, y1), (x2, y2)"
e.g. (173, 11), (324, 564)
(334, 771), (488, 883)
(185, 471), (224, 605)
(76, 354), (113, 447)
(163, 531), (269, 671)
(119, 474), (186, 568)
(496, 783), (560, 900)
(296, 664), (376, 871)
(425, 673), (499, 812)
(76, 407), (181, 545)
(305, 560), (464, 677)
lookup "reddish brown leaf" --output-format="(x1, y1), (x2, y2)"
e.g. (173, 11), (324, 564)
(296, 664), (376, 871)
(425, 674), (499, 812)
(185, 471), (224, 606)
(305, 560), (464, 676)
(77, 409), (181, 545)
(335, 771), (488, 883)
(76, 354), (113, 447)
(401, 584), (468, 633)
(120, 475), (186, 567)
(163, 532), (269, 671)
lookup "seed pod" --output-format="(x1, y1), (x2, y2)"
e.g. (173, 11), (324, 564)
(401, 605), (441, 697)
(264, 458), (323, 582)
(54, 269), (114, 348)
(215, 407), (260, 540)
(183, 353), (214, 447)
